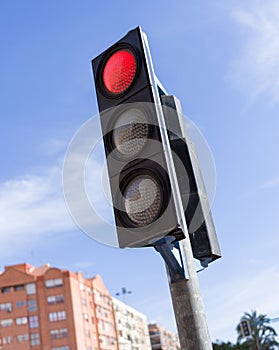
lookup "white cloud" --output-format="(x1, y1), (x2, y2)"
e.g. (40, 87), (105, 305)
(203, 266), (279, 342)
(260, 176), (279, 190)
(0, 152), (117, 257)
(40, 138), (68, 156)
(0, 165), (74, 257)
(229, 1), (279, 103)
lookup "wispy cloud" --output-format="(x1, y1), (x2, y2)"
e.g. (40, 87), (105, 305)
(0, 165), (74, 257)
(260, 176), (279, 190)
(229, 1), (279, 104)
(0, 152), (116, 257)
(40, 138), (68, 156)
(204, 266), (279, 341)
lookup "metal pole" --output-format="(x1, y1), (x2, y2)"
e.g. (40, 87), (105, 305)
(152, 94), (215, 350)
(166, 238), (213, 350)
(143, 31), (214, 350)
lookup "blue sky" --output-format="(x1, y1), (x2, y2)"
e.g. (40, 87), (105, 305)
(1, 0), (279, 343)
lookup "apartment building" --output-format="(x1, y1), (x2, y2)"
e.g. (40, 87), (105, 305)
(0, 263), (118, 350)
(148, 323), (180, 350)
(112, 298), (151, 350)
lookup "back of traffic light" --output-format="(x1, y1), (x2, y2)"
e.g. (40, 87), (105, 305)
(92, 27), (185, 248)
(161, 96), (221, 266)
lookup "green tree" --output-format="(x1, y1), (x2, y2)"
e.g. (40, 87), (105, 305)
(236, 310), (279, 350)
(213, 340), (249, 350)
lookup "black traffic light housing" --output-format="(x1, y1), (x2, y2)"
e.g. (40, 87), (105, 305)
(92, 27), (185, 248)
(161, 95), (221, 265)
(91, 26), (221, 264)
(92, 28), (153, 111)
(240, 318), (252, 337)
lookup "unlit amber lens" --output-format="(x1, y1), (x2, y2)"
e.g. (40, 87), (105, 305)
(113, 108), (149, 156)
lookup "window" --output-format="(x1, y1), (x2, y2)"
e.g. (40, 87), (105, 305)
(47, 295), (55, 304)
(0, 302), (11, 311)
(104, 321), (110, 332)
(30, 333), (40, 346)
(49, 311), (66, 322)
(17, 334), (29, 342)
(46, 279), (54, 288)
(1, 287), (11, 294)
(14, 284), (24, 291)
(52, 347), (69, 350)
(0, 318), (13, 327)
(47, 294), (64, 305)
(28, 299), (37, 312)
(60, 328), (68, 337)
(16, 317), (28, 325)
(55, 278), (62, 286)
(15, 300), (26, 308)
(83, 313), (89, 321)
(93, 289), (100, 302)
(45, 278), (63, 288)
(56, 294), (64, 303)
(1, 336), (13, 344)
(50, 329), (59, 339)
(50, 328), (68, 339)
(29, 315), (39, 328)
(26, 283), (36, 295)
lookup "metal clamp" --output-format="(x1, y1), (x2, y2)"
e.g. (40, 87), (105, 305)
(153, 236), (186, 283)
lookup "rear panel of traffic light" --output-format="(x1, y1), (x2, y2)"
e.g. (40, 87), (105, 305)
(171, 137), (221, 264)
(161, 95), (221, 265)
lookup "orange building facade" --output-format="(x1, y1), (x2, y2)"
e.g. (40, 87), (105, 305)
(148, 323), (180, 350)
(0, 263), (118, 350)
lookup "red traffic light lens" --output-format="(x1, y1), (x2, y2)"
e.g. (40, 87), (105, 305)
(102, 49), (137, 95)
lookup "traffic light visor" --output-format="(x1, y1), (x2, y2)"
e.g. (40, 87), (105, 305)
(102, 49), (137, 95)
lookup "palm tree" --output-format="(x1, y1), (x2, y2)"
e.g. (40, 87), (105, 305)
(236, 311), (279, 350)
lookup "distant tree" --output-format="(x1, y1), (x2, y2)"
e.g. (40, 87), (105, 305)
(213, 340), (249, 350)
(236, 310), (279, 350)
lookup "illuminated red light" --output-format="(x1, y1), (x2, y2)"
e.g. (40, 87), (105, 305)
(102, 49), (137, 95)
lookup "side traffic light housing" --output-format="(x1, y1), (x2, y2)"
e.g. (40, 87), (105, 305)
(161, 95), (221, 265)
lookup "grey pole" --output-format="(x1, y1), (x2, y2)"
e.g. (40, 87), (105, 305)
(167, 239), (213, 350)
(157, 96), (214, 350)
(144, 32), (215, 350)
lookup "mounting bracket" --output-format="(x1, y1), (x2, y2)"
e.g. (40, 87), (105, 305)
(153, 236), (187, 283)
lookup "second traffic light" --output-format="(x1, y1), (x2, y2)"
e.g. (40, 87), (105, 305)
(92, 27), (185, 248)
(240, 318), (252, 337)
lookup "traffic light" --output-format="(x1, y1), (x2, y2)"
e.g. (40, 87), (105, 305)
(91, 27), (185, 248)
(240, 318), (252, 337)
(161, 96), (221, 265)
